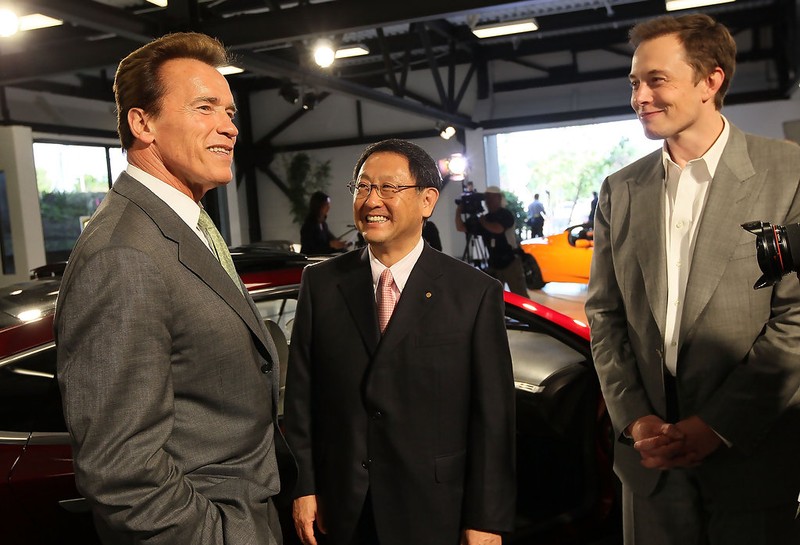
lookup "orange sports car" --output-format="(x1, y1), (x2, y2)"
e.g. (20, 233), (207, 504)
(520, 224), (593, 288)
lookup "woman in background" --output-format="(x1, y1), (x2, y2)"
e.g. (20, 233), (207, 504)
(300, 191), (348, 255)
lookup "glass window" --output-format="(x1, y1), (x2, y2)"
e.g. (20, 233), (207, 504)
(0, 346), (65, 433)
(254, 295), (298, 341)
(33, 142), (121, 263)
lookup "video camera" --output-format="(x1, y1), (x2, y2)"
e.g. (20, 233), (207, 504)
(455, 180), (486, 217)
(741, 221), (800, 289)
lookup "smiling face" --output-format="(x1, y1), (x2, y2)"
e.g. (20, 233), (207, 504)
(353, 152), (438, 264)
(129, 57), (238, 201)
(629, 34), (720, 144)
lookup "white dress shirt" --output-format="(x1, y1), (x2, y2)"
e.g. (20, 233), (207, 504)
(369, 237), (425, 301)
(662, 117), (730, 376)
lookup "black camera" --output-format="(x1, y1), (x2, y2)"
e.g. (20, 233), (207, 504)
(455, 192), (484, 216)
(741, 221), (800, 289)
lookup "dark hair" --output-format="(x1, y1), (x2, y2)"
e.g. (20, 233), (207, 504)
(629, 14), (736, 110)
(352, 139), (443, 191)
(306, 191), (330, 223)
(114, 32), (230, 149)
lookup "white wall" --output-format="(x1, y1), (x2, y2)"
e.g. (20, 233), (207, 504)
(0, 125), (46, 286)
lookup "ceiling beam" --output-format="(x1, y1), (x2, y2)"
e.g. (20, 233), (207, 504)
(238, 52), (479, 128)
(201, 0), (548, 49)
(20, 0), (160, 42)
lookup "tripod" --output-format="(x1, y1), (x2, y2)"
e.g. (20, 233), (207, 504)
(461, 221), (489, 271)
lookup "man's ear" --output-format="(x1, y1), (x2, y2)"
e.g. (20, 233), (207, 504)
(127, 107), (155, 144)
(421, 187), (440, 219)
(702, 67), (725, 104)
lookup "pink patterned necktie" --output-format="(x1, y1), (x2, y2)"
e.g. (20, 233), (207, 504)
(377, 268), (398, 333)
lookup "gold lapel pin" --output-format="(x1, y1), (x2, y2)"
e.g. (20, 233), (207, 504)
(425, 292), (432, 299)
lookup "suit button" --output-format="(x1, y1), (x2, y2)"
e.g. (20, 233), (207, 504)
(261, 363), (272, 374)
(372, 410), (383, 419)
(361, 459), (371, 469)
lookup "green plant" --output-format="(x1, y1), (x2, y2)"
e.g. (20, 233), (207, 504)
(281, 153), (332, 225)
(502, 190), (528, 242)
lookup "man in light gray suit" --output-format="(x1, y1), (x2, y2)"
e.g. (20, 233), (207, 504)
(56, 32), (290, 544)
(586, 14), (800, 545)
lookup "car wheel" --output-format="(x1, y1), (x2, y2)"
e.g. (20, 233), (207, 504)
(521, 253), (546, 290)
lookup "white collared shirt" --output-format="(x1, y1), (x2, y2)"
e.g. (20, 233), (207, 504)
(662, 116), (730, 376)
(125, 164), (211, 251)
(369, 237), (425, 300)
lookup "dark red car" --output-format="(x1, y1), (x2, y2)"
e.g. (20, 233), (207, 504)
(1, 249), (619, 544)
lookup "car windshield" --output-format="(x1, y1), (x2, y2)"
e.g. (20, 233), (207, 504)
(0, 279), (61, 329)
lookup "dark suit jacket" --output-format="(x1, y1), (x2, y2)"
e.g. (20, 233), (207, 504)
(586, 125), (800, 508)
(283, 244), (516, 545)
(56, 173), (291, 544)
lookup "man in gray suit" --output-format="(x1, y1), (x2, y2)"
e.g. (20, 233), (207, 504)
(586, 14), (800, 545)
(56, 32), (289, 544)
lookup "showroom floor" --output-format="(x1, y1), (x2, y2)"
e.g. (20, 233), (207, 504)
(526, 283), (588, 323)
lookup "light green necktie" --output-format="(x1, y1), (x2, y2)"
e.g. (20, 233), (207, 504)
(198, 208), (243, 293)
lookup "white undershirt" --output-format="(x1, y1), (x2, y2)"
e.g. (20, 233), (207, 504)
(662, 117), (730, 376)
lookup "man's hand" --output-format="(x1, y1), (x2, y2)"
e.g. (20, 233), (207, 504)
(292, 495), (325, 545)
(674, 415), (723, 463)
(461, 529), (502, 545)
(628, 415), (687, 469)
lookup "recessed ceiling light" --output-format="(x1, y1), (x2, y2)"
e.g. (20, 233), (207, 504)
(217, 65), (244, 75)
(472, 18), (538, 39)
(147, 0), (168, 7)
(665, 0), (735, 11)
(335, 45), (370, 59)
(19, 14), (62, 31)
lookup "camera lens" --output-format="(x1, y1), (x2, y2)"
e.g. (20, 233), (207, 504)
(742, 221), (800, 289)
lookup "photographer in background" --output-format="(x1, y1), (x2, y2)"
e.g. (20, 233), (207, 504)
(456, 186), (528, 297)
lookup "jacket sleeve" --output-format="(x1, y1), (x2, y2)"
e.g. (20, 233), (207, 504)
(585, 178), (655, 439)
(56, 247), (225, 544)
(462, 279), (516, 533)
(283, 266), (317, 497)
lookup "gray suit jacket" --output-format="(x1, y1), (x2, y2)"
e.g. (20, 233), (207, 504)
(56, 173), (288, 544)
(586, 125), (800, 508)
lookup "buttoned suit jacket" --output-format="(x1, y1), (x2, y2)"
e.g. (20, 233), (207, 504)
(586, 124), (800, 508)
(283, 244), (516, 545)
(56, 173), (293, 544)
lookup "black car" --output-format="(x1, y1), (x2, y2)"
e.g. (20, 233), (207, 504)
(1, 251), (619, 544)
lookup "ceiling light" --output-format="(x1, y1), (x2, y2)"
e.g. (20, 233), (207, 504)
(313, 39), (336, 68)
(19, 13), (62, 31)
(146, 0), (168, 7)
(217, 65), (244, 75)
(472, 18), (538, 39)
(440, 125), (456, 140)
(666, 0), (735, 10)
(335, 44), (370, 59)
(279, 82), (300, 105)
(0, 8), (19, 37)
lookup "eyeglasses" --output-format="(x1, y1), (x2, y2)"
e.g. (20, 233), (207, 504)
(347, 181), (421, 200)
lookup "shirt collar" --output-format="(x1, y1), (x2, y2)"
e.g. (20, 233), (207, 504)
(125, 164), (203, 229)
(661, 115), (730, 178)
(368, 237), (425, 293)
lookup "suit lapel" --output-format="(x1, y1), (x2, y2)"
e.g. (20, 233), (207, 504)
(112, 174), (274, 359)
(337, 249), (381, 355)
(680, 126), (758, 344)
(629, 155), (668, 337)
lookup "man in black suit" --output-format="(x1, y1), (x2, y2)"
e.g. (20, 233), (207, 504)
(284, 139), (515, 545)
